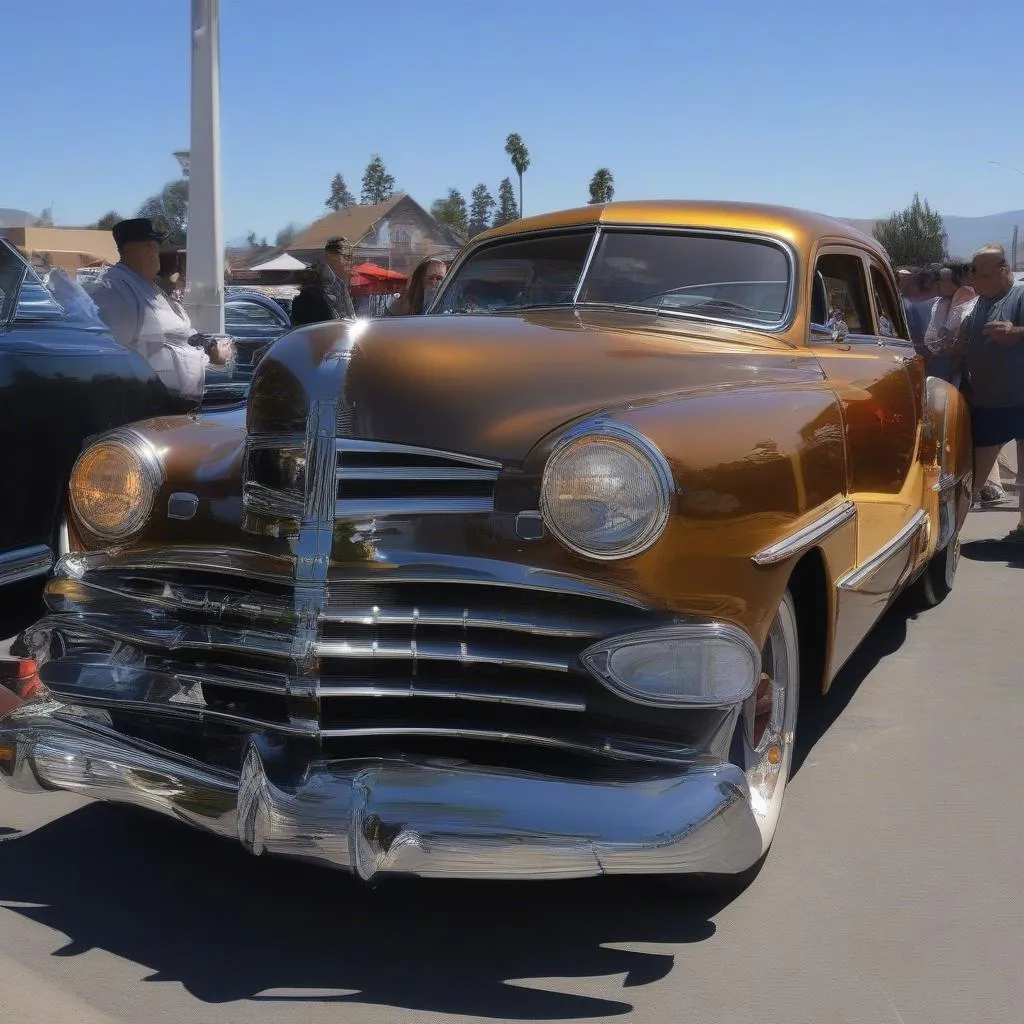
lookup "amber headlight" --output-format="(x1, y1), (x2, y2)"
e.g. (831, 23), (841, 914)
(540, 423), (673, 560)
(69, 430), (164, 540)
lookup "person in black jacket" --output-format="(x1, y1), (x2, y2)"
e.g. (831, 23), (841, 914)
(291, 236), (356, 326)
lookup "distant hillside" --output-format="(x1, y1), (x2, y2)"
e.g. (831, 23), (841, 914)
(844, 210), (1024, 261)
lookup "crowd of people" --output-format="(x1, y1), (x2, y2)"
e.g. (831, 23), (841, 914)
(897, 248), (1024, 541)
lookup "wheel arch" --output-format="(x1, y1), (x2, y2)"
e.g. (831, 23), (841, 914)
(786, 547), (832, 698)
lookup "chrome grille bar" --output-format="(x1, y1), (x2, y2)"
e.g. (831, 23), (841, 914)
(316, 638), (570, 672)
(336, 438), (500, 518)
(320, 604), (613, 638)
(317, 680), (585, 712)
(335, 438), (502, 468)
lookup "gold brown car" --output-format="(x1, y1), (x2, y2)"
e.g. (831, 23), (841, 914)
(0, 201), (972, 888)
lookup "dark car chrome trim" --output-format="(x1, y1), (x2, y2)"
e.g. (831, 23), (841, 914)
(751, 499), (857, 566)
(336, 438), (502, 469)
(335, 497), (494, 517)
(0, 545), (54, 586)
(837, 510), (929, 591)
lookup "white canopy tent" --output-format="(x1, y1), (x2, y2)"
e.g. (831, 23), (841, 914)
(248, 253), (308, 272)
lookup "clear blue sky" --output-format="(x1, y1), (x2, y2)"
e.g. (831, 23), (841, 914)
(6, 0), (1024, 241)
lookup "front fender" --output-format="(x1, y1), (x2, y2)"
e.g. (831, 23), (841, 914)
(522, 381), (851, 645)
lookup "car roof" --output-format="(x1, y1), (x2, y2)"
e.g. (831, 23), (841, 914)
(474, 199), (883, 257)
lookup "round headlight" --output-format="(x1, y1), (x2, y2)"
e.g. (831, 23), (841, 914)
(69, 431), (163, 540)
(540, 424), (673, 559)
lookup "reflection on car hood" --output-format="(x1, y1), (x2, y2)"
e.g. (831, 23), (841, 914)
(344, 309), (823, 462)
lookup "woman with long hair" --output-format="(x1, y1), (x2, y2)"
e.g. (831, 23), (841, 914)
(387, 256), (446, 316)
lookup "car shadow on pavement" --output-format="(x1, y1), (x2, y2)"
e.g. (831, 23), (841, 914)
(960, 538), (1024, 568)
(0, 803), (731, 1017)
(791, 594), (913, 777)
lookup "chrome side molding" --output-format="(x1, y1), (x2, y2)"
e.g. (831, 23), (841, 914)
(837, 510), (929, 592)
(751, 499), (856, 566)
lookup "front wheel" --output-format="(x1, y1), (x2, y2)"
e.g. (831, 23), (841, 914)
(679, 590), (801, 893)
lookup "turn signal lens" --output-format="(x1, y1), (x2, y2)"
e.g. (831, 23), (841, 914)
(581, 625), (760, 707)
(69, 433), (163, 540)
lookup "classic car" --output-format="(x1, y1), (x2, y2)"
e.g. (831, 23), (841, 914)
(223, 289), (291, 374)
(199, 291), (292, 406)
(0, 239), (179, 639)
(0, 201), (972, 888)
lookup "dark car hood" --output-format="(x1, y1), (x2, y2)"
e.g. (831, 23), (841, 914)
(343, 309), (823, 463)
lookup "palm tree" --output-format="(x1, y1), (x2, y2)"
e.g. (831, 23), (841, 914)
(504, 133), (531, 216)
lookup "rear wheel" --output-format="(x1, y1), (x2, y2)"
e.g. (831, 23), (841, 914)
(910, 505), (960, 609)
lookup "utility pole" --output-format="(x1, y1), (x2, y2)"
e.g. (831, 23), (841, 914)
(1013, 225), (1019, 272)
(182, 0), (224, 334)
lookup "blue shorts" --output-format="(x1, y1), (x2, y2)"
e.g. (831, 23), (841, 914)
(971, 403), (1024, 448)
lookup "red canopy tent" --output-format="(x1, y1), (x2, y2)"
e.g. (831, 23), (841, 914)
(349, 262), (407, 297)
(352, 262), (407, 283)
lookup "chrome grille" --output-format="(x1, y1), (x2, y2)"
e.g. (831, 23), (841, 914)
(35, 565), (727, 765)
(335, 439), (501, 517)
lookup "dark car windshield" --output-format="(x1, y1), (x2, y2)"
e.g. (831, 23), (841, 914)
(434, 227), (792, 328)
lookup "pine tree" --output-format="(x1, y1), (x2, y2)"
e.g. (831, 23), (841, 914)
(326, 173), (355, 211)
(360, 155), (396, 204)
(492, 178), (520, 227)
(468, 184), (496, 237)
(588, 168), (615, 205)
(872, 194), (947, 267)
(431, 188), (469, 238)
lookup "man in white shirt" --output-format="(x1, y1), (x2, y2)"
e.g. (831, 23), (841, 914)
(88, 218), (232, 405)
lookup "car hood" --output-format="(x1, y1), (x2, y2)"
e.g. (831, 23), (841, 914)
(342, 309), (823, 463)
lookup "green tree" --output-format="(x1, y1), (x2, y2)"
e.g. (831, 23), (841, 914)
(872, 193), (947, 267)
(326, 172), (355, 211)
(92, 211), (123, 230)
(504, 133), (531, 215)
(468, 183), (496, 237)
(360, 155), (396, 204)
(588, 168), (615, 204)
(136, 180), (189, 246)
(493, 177), (520, 227)
(274, 222), (304, 247)
(431, 188), (469, 238)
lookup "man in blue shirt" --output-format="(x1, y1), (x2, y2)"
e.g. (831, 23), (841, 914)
(957, 245), (1024, 542)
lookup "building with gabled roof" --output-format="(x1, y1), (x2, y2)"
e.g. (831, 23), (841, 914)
(250, 194), (463, 273)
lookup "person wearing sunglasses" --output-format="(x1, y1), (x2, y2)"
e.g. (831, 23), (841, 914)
(387, 256), (447, 316)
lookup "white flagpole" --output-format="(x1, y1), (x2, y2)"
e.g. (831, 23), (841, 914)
(183, 0), (224, 334)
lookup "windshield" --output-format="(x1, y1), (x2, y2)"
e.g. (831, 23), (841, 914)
(1, 239), (109, 329)
(434, 227), (792, 328)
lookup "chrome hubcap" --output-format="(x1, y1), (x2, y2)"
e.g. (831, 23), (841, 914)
(740, 592), (800, 854)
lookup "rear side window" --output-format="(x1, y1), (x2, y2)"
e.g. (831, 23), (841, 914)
(870, 266), (908, 341)
(815, 253), (871, 338)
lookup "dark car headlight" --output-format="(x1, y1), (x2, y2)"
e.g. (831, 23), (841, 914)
(69, 430), (164, 541)
(540, 422), (673, 560)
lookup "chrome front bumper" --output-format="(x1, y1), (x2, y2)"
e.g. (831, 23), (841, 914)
(0, 701), (764, 880)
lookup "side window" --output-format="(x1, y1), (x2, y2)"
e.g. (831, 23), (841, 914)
(814, 252), (872, 342)
(870, 266), (908, 341)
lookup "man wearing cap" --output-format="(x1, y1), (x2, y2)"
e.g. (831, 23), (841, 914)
(87, 218), (233, 407)
(290, 236), (357, 327)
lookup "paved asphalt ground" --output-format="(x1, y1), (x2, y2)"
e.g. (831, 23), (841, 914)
(1, 508), (1022, 1024)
